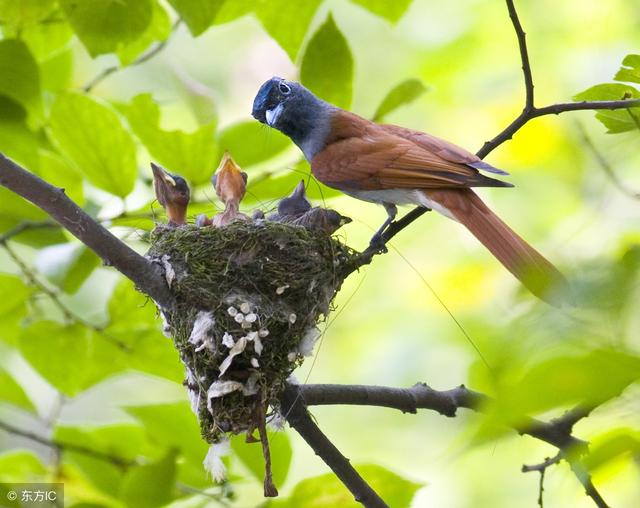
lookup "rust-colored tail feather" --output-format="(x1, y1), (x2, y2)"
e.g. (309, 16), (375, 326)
(427, 189), (569, 305)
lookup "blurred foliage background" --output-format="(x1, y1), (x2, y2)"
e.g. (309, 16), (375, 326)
(0, 0), (639, 507)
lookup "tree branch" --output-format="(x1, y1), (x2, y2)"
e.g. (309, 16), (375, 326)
(506, 0), (534, 110)
(0, 154), (174, 309)
(279, 384), (389, 508)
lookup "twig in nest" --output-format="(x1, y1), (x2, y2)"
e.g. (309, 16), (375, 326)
(256, 393), (278, 497)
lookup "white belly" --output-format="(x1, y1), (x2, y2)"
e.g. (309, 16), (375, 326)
(344, 188), (456, 220)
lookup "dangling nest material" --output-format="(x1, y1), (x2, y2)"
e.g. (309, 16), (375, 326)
(147, 220), (357, 449)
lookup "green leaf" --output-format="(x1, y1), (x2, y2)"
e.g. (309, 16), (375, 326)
(373, 79), (427, 121)
(0, 0), (56, 30)
(2, 10), (73, 62)
(573, 83), (640, 133)
(40, 48), (74, 92)
(218, 121), (292, 167)
(351, 0), (413, 23)
(0, 451), (47, 483)
(35, 242), (100, 294)
(117, 1), (172, 66)
(614, 54), (640, 84)
(54, 423), (150, 497)
(255, 0), (322, 61)
(231, 430), (292, 488)
(38, 150), (84, 205)
(0, 275), (31, 345)
(494, 349), (640, 420)
(19, 322), (125, 396)
(0, 39), (42, 119)
(301, 14), (354, 109)
(277, 464), (422, 508)
(168, 0), (224, 36)
(583, 428), (640, 471)
(126, 93), (218, 185)
(121, 450), (177, 508)
(0, 367), (34, 411)
(125, 402), (209, 487)
(59, 0), (153, 57)
(49, 92), (138, 197)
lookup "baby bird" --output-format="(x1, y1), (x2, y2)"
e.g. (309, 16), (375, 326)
(151, 163), (190, 226)
(211, 152), (249, 227)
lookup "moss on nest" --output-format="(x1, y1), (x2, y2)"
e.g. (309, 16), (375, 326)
(147, 221), (358, 443)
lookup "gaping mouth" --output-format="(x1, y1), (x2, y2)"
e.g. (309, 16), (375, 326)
(265, 103), (284, 127)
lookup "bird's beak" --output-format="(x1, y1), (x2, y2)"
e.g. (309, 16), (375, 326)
(291, 180), (306, 198)
(213, 152), (247, 201)
(151, 162), (177, 187)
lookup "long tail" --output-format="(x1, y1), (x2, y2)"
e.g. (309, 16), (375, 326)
(422, 189), (569, 305)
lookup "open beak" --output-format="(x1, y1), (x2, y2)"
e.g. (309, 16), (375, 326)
(213, 152), (247, 202)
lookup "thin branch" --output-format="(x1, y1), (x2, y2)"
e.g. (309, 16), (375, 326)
(506, 0), (534, 110)
(0, 419), (133, 468)
(522, 452), (563, 508)
(280, 385), (389, 508)
(577, 122), (640, 200)
(83, 19), (182, 93)
(0, 220), (58, 243)
(0, 154), (174, 309)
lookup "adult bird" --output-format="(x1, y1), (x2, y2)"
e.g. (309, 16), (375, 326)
(252, 77), (567, 304)
(151, 162), (190, 226)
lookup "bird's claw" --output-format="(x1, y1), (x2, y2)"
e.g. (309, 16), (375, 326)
(368, 233), (388, 254)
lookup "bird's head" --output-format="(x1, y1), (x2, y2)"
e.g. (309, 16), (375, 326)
(211, 152), (247, 204)
(252, 77), (332, 158)
(277, 180), (312, 218)
(151, 163), (190, 226)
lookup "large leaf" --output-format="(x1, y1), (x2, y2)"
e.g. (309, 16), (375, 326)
(8, 12), (74, 61)
(0, 39), (41, 119)
(300, 14), (354, 109)
(168, 0), (225, 37)
(0, 0), (56, 30)
(0, 275), (32, 345)
(255, 0), (322, 61)
(54, 423), (150, 498)
(373, 79), (427, 121)
(49, 92), (138, 197)
(583, 428), (640, 471)
(0, 367), (34, 411)
(231, 430), (292, 488)
(120, 450), (177, 508)
(117, 1), (172, 66)
(274, 464), (423, 508)
(35, 242), (100, 294)
(217, 121), (292, 167)
(59, 0), (153, 57)
(351, 0), (413, 23)
(574, 83), (640, 133)
(614, 54), (640, 84)
(0, 451), (47, 483)
(19, 322), (125, 396)
(126, 93), (218, 185)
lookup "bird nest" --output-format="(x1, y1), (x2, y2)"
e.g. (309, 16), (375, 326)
(147, 221), (358, 445)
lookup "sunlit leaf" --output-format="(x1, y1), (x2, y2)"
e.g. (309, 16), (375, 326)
(614, 54), (640, 84)
(583, 428), (640, 472)
(59, 0), (153, 57)
(218, 121), (292, 167)
(351, 0), (413, 23)
(573, 83), (640, 133)
(0, 451), (47, 483)
(117, 1), (172, 66)
(19, 322), (125, 396)
(126, 93), (218, 185)
(0, 39), (41, 119)
(373, 78), (427, 121)
(301, 14), (354, 109)
(49, 92), (138, 197)
(0, 367), (34, 411)
(168, 0), (224, 36)
(231, 430), (292, 487)
(275, 464), (422, 507)
(0, 275), (31, 345)
(2, 11), (73, 61)
(255, 0), (322, 61)
(40, 48), (74, 92)
(0, 0), (56, 30)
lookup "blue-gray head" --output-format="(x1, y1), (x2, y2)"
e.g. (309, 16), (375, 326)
(252, 77), (332, 159)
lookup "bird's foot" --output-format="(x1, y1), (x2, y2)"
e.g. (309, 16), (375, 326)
(368, 232), (388, 254)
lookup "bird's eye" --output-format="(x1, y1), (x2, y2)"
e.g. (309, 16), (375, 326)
(278, 82), (291, 95)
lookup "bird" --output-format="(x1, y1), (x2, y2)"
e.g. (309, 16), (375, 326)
(267, 180), (312, 221)
(210, 152), (250, 227)
(151, 162), (190, 226)
(252, 77), (567, 304)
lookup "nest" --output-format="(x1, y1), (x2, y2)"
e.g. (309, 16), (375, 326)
(147, 221), (358, 445)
